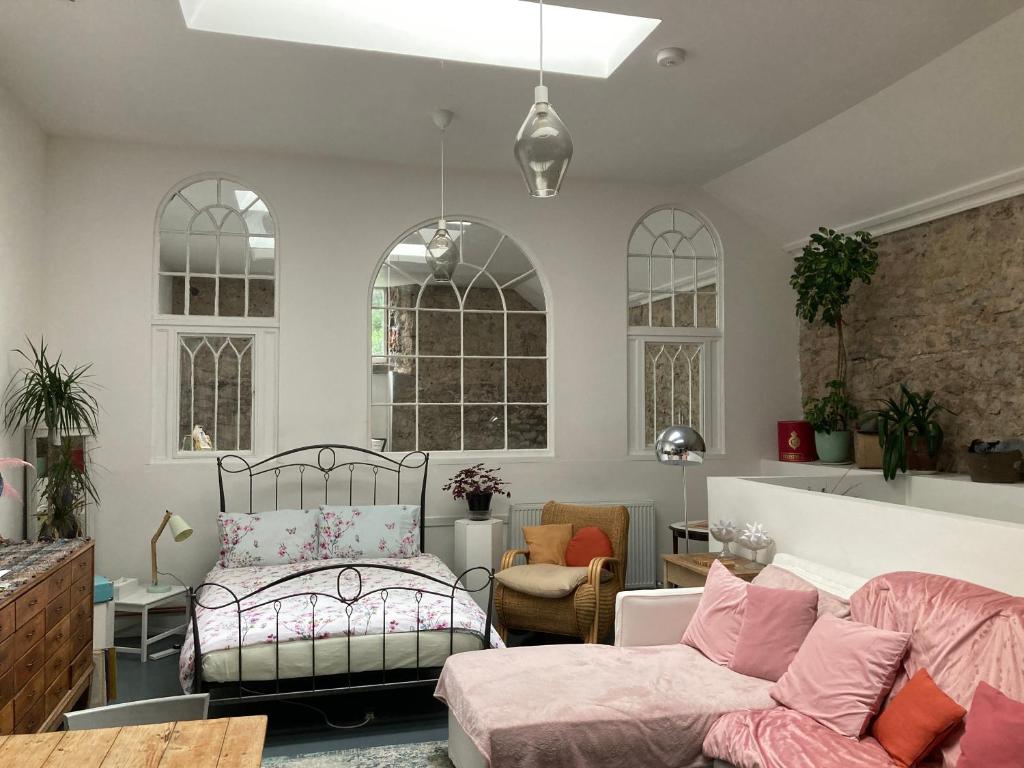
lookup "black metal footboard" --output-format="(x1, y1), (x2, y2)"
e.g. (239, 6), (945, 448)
(189, 562), (496, 706)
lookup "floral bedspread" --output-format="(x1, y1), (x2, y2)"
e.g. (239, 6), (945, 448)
(179, 553), (500, 691)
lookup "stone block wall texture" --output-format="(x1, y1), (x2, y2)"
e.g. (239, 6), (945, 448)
(799, 194), (1024, 472)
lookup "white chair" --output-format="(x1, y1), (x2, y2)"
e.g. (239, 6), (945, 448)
(64, 693), (210, 730)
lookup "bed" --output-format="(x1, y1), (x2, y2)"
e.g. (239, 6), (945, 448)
(180, 444), (500, 705)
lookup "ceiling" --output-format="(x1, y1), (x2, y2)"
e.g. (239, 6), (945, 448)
(1, 0), (1022, 185)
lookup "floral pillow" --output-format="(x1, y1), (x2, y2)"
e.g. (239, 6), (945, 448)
(318, 505), (420, 559)
(218, 509), (319, 568)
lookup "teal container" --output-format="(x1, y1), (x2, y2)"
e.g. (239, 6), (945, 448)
(814, 430), (853, 463)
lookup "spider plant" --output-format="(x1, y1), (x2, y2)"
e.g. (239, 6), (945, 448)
(874, 385), (952, 481)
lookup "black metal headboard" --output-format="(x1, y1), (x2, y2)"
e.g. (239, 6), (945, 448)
(217, 445), (430, 553)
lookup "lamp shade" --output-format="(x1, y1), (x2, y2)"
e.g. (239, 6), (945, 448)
(514, 86), (573, 198)
(654, 425), (706, 466)
(426, 222), (458, 281)
(168, 513), (193, 543)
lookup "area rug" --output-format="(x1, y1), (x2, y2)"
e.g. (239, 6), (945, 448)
(262, 741), (451, 767)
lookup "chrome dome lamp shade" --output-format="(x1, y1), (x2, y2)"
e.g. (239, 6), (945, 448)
(426, 108), (459, 282)
(655, 425), (706, 553)
(514, 0), (572, 198)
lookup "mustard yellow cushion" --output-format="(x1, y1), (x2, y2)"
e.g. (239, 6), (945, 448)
(495, 564), (590, 598)
(523, 523), (573, 565)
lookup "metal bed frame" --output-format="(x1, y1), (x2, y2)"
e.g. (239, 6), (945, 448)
(189, 444), (495, 706)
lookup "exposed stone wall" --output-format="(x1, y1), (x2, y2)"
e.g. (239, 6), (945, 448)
(799, 194), (1024, 471)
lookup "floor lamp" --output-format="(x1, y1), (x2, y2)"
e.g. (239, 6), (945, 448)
(655, 425), (706, 553)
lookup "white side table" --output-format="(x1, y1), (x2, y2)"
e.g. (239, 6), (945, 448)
(454, 518), (504, 610)
(114, 581), (190, 662)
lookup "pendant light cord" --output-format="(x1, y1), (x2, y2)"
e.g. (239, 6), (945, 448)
(538, 0), (544, 87)
(440, 127), (446, 222)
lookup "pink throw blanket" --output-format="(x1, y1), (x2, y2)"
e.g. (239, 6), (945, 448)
(436, 643), (775, 768)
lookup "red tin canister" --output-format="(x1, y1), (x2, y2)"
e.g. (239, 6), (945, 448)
(777, 420), (817, 462)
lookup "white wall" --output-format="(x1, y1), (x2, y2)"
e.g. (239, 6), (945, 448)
(0, 83), (46, 540)
(37, 136), (800, 586)
(704, 7), (1024, 247)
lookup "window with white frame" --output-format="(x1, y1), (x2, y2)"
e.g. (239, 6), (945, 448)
(627, 207), (723, 455)
(369, 219), (549, 453)
(152, 176), (279, 459)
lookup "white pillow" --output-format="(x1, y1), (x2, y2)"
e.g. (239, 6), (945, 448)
(318, 504), (420, 559)
(218, 509), (318, 568)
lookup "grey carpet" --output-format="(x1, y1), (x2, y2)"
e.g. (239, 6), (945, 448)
(262, 741), (452, 767)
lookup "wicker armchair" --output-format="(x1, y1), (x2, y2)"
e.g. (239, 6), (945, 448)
(495, 502), (629, 644)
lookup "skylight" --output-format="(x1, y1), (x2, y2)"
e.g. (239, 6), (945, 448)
(178, 0), (660, 78)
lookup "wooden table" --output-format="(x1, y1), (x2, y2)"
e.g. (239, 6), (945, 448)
(662, 553), (765, 588)
(0, 715), (267, 768)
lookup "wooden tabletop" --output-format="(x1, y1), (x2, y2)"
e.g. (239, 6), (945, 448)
(0, 716), (267, 768)
(662, 552), (765, 578)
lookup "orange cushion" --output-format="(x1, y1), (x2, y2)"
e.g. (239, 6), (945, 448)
(564, 526), (614, 567)
(870, 669), (966, 767)
(523, 524), (574, 565)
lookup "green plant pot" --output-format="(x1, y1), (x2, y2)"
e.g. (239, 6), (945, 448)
(814, 430), (853, 464)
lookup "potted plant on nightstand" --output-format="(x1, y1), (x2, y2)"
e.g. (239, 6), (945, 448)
(803, 379), (858, 463)
(442, 464), (511, 521)
(874, 385), (952, 480)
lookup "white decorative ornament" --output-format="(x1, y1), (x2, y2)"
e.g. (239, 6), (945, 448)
(736, 522), (773, 562)
(709, 519), (737, 559)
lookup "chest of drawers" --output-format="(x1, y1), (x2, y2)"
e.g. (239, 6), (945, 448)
(0, 539), (94, 734)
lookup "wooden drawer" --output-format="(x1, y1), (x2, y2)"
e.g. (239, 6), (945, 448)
(45, 590), (70, 631)
(14, 696), (44, 734)
(46, 615), (70, 657)
(70, 645), (92, 685)
(0, 603), (14, 642)
(14, 669), (44, 723)
(70, 572), (92, 606)
(0, 635), (13, 678)
(47, 564), (73, 601)
(70, 547), (93, 584)
(44, 640), (70, 687)
(15, 641), (44, 690)
(44, 668), (70, 715)
(0, 670), (13, 709)
(14, 611), (44, 659)
(70, 600), (92, 653)
(0, 700), (11, 736)
(15, 582), (47, 628)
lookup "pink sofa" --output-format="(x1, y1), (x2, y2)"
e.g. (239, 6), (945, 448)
(704, 570), (1024, 768)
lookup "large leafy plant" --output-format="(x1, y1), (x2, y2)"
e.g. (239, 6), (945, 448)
(874, 385), (951, 481)
(791, 228), (879, 382)
(803, 379), (858, 434)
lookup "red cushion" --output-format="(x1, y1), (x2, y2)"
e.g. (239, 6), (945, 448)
(957, 682), (1024, 767)
(872, 669), (966, 767)
(563, 526), (613, 567)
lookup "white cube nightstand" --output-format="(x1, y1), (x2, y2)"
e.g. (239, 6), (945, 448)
(113, 580), (190, 662)
(453, 518), (504, 610)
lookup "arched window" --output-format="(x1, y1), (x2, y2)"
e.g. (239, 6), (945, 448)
(370, 219), (549, 453)
(627, 207), (723, 454)
(152, 175), (279, 459)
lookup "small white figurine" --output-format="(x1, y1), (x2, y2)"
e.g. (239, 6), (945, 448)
(192, 425), (214, 451)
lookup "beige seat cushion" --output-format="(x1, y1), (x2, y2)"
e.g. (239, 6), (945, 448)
(496, 564), (613, 598)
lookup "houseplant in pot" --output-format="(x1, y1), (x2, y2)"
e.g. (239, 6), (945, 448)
(442, 463), (510, 521)
(791, 228), (879, 384)
(803, 379), (858, 463)
(874, 384), (952, 481)
(2, 337), (100, 538)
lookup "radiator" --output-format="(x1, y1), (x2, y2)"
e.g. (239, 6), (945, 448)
(506, 501), (657, 589)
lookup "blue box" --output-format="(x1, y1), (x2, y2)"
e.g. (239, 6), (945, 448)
(93, 575), (113, 603)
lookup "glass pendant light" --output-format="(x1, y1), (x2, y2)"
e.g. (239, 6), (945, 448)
(426, 108), (458, 282)
(514, 0), (573, 198)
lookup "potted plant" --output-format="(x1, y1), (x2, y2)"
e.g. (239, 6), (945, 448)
(442, 463), (510, 521)
(874, 385), (952, 481)
(2, 338), (100, 538)
(791, 228), (879, 383)
(802, 379), (858, 463)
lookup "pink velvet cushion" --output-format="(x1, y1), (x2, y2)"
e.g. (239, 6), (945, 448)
(680, 560), (748, 665)
(729, 584), (818, 681)
(752, 563), (851, 618)
(770, 613), (910, 738)
(957, 682), (1024, 767)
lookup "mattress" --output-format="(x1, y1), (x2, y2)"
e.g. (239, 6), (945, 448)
(179, 553), (500, 691)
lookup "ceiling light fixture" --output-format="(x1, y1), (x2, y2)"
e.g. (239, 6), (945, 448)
(656, 47), (687, 67)
(426, 109), (459, 282)
(514, 0), (572, 199)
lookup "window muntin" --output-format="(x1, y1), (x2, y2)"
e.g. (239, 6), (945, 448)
(370, 220), (549, 453)
(157, 178), (277, 319)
